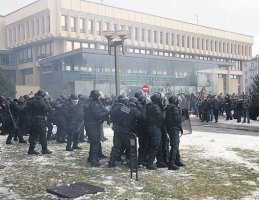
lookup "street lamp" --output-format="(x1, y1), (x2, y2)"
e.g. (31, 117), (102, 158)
(102, 30), (128, 96)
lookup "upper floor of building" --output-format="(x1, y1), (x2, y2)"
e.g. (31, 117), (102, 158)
(0, 0), (253, 61)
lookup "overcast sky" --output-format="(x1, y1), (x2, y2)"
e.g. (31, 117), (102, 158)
(1, 0), (259, 56)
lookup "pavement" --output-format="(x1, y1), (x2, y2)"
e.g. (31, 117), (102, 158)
(190, 115), (259, 133)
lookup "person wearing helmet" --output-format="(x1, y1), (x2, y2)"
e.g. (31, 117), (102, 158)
(136, 95), (149, 167)
(108, 96), (142, 168)
(63, 93), (84, 151)
(165, 95), (185, 170)
(26, 90), (52, 154)
(54, 97), (67, 143)
(145, 92), (164, 170)
(85, 90), (109, 167)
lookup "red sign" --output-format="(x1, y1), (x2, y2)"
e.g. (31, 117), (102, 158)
(142, 84), (149, 92)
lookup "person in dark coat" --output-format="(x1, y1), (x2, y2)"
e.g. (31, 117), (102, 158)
(5, 98), (27, 144)
(213, 96), (220, 123)
(108, 96), (142, 167)
(64, 94), (84, 151)
(165, 95), (185, 170)
(145, 92), (164, 170)
(54, 98), (67, 143)
(84, 90), (109, 167)
(27, 90), (52, 155)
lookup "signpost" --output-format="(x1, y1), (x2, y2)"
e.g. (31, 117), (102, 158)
(142, 84), (149, 93)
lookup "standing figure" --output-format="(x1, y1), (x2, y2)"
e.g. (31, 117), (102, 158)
(84, 90), (109, 167)
(166, 95), (186, 170)
(27, 90), (52, 155)
(64, 94), (84, 151)
(145, 92), (164, 170)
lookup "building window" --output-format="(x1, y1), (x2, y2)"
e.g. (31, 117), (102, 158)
(31, 21), (35, 37)
(219, 42), (222, 52)
(61, 15), (67, 31)
(166, 33), (169, 45)
(127, 26), (132, 39)
(182, 35), (185, 47)
(176, 34), (180, 46)
(141, 28), (145, 42)
(197, 38), (200, 49)
(201, 39), (204, 50)
(42, 16), (45, 34)
(66, 41), (73, 52)
(105, 22), (109, 31)
(187, 36), (190, 48)
(80, 18), (85, 33)
(148, 30), (151, 43)
(113, 24), (117, 31)
(13, 27), (16, 43)
(160, 32), (163, 44)
(19, 47), (33, 63)
(96, 21), (102, 35)
(134, 27), (138, 41)
(223, 43), (226, 53)
(47, 15), (50, 32)
(26, 21), (30, 39)
(37, 42), (53, 57)
(120, 25), (125, 30)
(74, 42), (80, 49)
(171, 34), (174, 46)
(211, 40), (213, 51)
(154, 31), (157, 43)
(215, 41), (218, 52)
(227, 43), (230, 54)
(88, 20), (94, 34)
(192, 37), (195, 49)
(71, 17), (76, 32)
(21, 25), (25, 40)
(8, 29), (12, 45)
(206, 39), (209, 50)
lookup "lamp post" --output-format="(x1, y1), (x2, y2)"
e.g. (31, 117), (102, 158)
(102, 30), (128, 96)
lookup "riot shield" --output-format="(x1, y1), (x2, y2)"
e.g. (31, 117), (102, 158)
(178, 93), (192, 135)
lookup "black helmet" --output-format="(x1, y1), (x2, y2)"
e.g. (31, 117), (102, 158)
(129, 97), (138, 106)
(37, 90), (46, 98)
(134, 91), (143, 99)
(150, 92), (162, 103)
(168, 95), (179, 105)
(118, 95), (129, 104)
(90, 90), (101, 100)
(138, 95), (147, 105)
(70, 93), (78, 100)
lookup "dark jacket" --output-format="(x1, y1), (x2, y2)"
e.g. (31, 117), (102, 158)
(145, 102), (164, 128)
(165, 103), (182, 129)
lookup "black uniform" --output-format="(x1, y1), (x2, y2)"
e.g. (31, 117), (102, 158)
(165, 96), (185, 170)
(27, 92), (52, 154)
(84, 90), (109, 167)
(145, 99), (164, 170)
(64, 95), (84, 151)
(5, 99), (27, 144)
(108, 101), (142, 167)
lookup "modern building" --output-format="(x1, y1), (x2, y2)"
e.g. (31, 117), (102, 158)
(243, 55), (259, 94)
(0, 0), (254, 97)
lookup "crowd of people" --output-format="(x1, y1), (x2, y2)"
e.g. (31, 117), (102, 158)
(0, 89), (186, 171)
(186, 93), (251, 124)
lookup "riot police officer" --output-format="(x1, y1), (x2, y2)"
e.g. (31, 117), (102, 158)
(108, 96), (142, 167)
(27, 90), (52, 155)
(84, 90), (109, 167)
(145, 92), (164, 170)
(64, 94), (83, 151)
(166, 95), (185, 170)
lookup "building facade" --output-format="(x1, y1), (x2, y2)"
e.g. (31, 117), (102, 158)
(0, 0), (254, 97)
(243, 55), (259, 94)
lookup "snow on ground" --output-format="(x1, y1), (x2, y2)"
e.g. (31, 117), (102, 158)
(0, 126), (259, 199)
